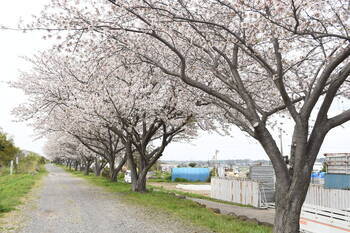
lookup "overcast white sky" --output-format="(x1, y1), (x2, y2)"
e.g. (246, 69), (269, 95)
(0, 1), (350, 161)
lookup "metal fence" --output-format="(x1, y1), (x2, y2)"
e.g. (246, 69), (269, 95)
(210, 177), (261, 207)
(300, 204), (350, 233)
(249, 165), (275, 203)
(304, 184), (350, 210)
(211, 178), (350, 210)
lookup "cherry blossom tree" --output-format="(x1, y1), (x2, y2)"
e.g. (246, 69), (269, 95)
(21, 0), (350, 232)
(13, 45), (200, 191)
(12, 51), (128, 179)
(44, 134), (81, 170)
(72, 128), (126, 180)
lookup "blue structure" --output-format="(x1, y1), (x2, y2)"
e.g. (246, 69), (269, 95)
(311, 172), (326, 179)
(171, 168), (210, 182)
(325, 174), (350, 189)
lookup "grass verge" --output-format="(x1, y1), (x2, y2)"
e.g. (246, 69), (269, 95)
(0, 166), (47, 216)
(65, 167), (272, 233)
(148, 183), (254, 208)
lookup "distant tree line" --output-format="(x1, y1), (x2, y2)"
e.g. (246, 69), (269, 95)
(0, 129), (20, 170)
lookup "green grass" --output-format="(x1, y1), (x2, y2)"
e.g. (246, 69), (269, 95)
(147, 178), (208, 184)
(147, 178), (170, 182)
(0, 153), (47, 217)
(65, 168), (272, 233)
(147, 178), (252, 207)
(148, 184), (254, 208)
(147, 178), (253, 207)
(0, 166), (46, 215)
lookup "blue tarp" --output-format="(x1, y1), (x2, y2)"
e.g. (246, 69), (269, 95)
(171, 168), (210, 182)
(311, 172), (325, 178)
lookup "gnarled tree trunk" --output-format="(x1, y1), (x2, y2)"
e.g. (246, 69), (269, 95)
(133, 172), (147, 192)
(273, 168), (312, 233)
(74, 160), (79, 171)
(68, 160), (72, 170)
(256, 121), (328, 233)
(110, 155), (127, 182)
(84, 159), (92, 176)
(94, 157), (103, 176)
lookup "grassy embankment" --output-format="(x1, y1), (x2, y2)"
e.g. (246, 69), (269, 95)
(65, 167), (272, 233)
(0, 155), (47, 216)
(147, 181), (254, 208)
(146, 173), (253, 207)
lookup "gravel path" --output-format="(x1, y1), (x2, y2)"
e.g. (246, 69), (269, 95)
(5, 165), (211, 233)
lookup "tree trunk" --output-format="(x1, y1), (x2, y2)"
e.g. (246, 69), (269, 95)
(110, 156), (127, 182)
(131, 157), (150, 192)
(74, 161), (79, 171)
(129, 156), (138, 188)
(274, 200), (303, 233)
(273, 181), (309, 233)
(84, 160), (92, 176)
(94, 157), (102, 176)
(109, 159), (115, 180)
(130, 150), (160, 192)
(272, 140), (322, 233)
(126, 140), (139, 189)
(110, 170), (118, 182)
(254, 123), (321, 233)
(95, 167), (102, 176)
(132, 173), (147, 192)
(84, 166), (89, 175)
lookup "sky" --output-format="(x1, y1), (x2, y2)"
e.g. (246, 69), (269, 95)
(1, 2), (350, 161)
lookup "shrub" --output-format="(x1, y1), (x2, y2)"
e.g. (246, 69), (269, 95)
(0, 167), (10, 176)
(117, 172), (125, 180)
(165, 174), (172, 181)
(174, 177), (189, 182)
(39, 156), (46, 164)
(102, 168), (110, 178)
(17, 155), (40, 174)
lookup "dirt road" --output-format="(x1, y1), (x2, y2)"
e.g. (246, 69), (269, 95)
(1, 165), (210, 233)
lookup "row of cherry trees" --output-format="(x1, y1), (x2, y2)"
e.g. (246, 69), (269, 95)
(12, 0), (350, 232)
(13, 47), (207, 191)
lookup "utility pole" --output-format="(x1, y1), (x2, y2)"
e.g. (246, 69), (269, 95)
(279, 128), (290, 165)
(213, 150), (219, 176)
(279, 127), (283, 156)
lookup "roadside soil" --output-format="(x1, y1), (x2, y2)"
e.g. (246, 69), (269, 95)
(149, 182), (211, 196)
